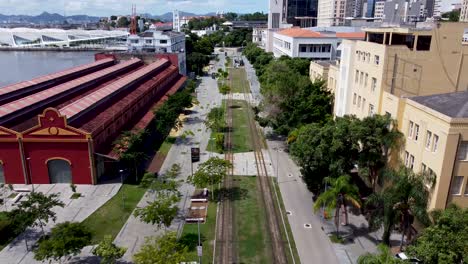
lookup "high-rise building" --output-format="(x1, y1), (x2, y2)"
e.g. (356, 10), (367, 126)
(310, 23), (468, 209)
(317, 0), (347, 26)
(267, 0), (319, 51)
(365, 0), (376, 17)
(374, 0), (386, 19)
(462, 0), (468, 22)
(383, 0), (424, 24)
(286, 0), (319, 27)
(173, 10), (181, 32)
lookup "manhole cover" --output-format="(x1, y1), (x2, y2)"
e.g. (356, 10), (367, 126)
(288, 173), (293, 177)
(286, 211), (292, 215)
(304, 224), (312, 229)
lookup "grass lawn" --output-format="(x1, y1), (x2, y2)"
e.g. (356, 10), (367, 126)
(81, 184), (146, 244)
(206, 131), (224, 154)
(158, 136), (176, 156)
(180, 190), (218, 264)
(229, 67), (250, 93)
(230, 100), (254, 153)
(272, 180), (301, 263)
(235, 176), (273, 263)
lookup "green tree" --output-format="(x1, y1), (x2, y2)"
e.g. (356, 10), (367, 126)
(188, 157), (232, 200)
(354, 115), (403, 191)
(405, 204), (468, 264)
(134, 193), (180, 230)
(93, 235), (127, 264)
(441, 10), (460, 21)
(17, 192), (65, 236)
(34, 222), (91, 262)
(313, 175), (361, 234)
(366, 167), (434, 246)
(133, 232), (188, 264)
(290, 117), (359, 192)
(117, 16), (130, 27)
(358, 244), (405, 264)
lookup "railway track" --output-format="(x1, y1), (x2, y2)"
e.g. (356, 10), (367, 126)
(242, 72), (288, 264)
(215, 68), (236, 264)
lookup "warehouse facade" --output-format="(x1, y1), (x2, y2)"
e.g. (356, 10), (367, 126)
(0, 56), (186, 185)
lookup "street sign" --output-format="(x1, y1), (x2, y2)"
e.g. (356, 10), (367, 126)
(197, 245), (203, 257)
(191, 147), (200, 162)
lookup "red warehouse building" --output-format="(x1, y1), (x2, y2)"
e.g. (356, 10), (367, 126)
(0, 56), (186, 185)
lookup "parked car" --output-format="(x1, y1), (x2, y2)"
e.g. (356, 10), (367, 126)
(395, 252), (421, 263)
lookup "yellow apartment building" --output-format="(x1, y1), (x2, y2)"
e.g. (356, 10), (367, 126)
(310, 22), (468, 209)
(401, 92), (468, 209)
(309, 60), (339, 95)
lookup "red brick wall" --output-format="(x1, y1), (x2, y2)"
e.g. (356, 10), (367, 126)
(0, 141), (25, 184)
(23, 141), (92, 184)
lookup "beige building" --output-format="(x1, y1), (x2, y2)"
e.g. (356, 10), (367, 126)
(461, 0), (468, 22)
(318, 22), (468, 209)
(400, 92), (468, 209)
(310, 60), (339, 95)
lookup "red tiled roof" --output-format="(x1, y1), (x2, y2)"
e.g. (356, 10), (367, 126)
(59, 59), (169, 122)
(336, 32), (366, 39)
(0, 58), (114, 98)
(277, 27), (323, 38)
(79, 65), (179, 136)
(0, 59), (141, 123)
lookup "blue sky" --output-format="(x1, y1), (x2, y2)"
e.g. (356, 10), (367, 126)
(0, 0), (267, 16)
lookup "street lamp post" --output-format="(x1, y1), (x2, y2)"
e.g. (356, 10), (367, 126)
(119, 169), (125, 210)
(26, 157), (34, 192)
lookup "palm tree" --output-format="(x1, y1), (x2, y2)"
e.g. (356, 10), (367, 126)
(358, 244), (405, 264)
(366, 166), (434, 246)
(314, 175), (361, 235)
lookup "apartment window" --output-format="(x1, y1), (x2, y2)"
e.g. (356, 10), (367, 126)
(414, 124), (420, 141)
(357, 96), (361, 107)
(433, 134), (439, 152)
(355, 70), (359, 83)
(367, 53), (371, 62)
(409, 155), (415, 169)
(371, 77), (377, 91)
(357, 51), (361, 61)
(369, 104), (375, 116)
(408, 121), (414, 139)
(421, 163), (427, 173)
(362, 98), (366, 109)
(465, 180), (468, 195)
(160, 39), (167, 44)
(365, 73), (369, 87)
(145, 39), (152, 44)
(457, 141), (468, 160)
(450, 176), (464, 195)
(353, 93), (357, 105)
(374, 55), (380, 65)
(300, 45), (307, 52)
(404, 151), (410, 166)
(425, 131), (432, 149)
(360, 72), (364, 84)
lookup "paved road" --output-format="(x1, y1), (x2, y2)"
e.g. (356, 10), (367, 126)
(267, 140), (340, 264)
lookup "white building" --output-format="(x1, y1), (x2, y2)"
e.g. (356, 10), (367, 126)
(374, 0), (386, 19)
(252, 27), (268, 49)
(462, 0), (468, 22)
(0, 28), (128, 47)
(173, 10), (181, 32)
(127, 30), (185, 53)
(272, 27), (365, 60)
(317, 0), (348, 27)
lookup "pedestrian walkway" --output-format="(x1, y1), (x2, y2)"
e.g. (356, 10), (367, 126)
(0, 183), (121, 264)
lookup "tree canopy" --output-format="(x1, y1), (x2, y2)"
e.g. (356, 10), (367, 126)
(93, 235), (127, 264)
(34, 222), (91, 262)
(188, 157), (232, 199)
(133, 232), (189, 264)
(405, 204), (468, 264)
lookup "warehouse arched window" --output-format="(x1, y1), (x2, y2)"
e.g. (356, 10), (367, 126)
(47, 158), (72, 184)
(0, 161), (4, 184)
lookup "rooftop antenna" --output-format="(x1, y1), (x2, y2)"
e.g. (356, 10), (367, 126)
(130, 4), (137, 35)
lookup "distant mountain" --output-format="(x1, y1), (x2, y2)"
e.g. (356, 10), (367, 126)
(0, 12), (100, 24)
(0, 11), (222, 24)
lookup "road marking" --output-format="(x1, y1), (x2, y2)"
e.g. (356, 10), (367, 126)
(304, 223), (312, 229)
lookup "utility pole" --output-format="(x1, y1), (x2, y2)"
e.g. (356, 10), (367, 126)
(26, 157), (34, 192)
(197, 219), (202, 264)
(119, 169), (125, 210)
